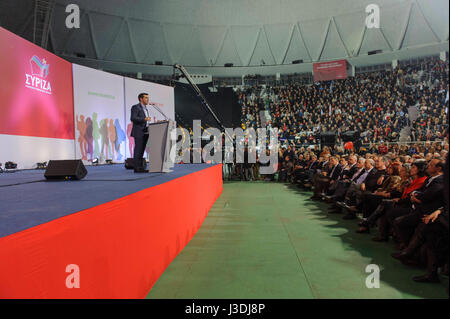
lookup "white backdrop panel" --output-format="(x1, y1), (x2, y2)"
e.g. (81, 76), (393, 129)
(72, 64), (126, 164)
(0, 135), (75, 169)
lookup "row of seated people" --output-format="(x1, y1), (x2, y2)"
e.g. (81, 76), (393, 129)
(289, 150), (448, 289)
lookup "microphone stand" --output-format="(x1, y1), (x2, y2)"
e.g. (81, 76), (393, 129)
(173, 64), (233, 144)
(150, 103), (169, 121)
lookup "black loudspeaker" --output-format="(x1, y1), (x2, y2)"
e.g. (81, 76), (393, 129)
(319, 131), (337, 147)
(44, 160), (87, 180)
(342, 131), (360, 142)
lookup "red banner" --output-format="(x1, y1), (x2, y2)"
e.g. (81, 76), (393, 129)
(313, 59), (347, 82)
(0, 27), (74, 139)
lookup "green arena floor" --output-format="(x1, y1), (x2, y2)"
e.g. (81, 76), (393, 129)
(146, 181), (448, 299)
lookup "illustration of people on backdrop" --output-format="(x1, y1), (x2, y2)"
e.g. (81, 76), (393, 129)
(76, 114), (87, 160)
(114, 119), (126, 160)
(92, 112), (100, 159)
(85, 116), (94, 161)
(127, 122), (134, 158)
(99, 118), (109, 161)
(108, 119), (116, 160)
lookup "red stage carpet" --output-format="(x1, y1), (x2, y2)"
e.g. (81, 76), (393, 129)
(0, 164), (222, 298)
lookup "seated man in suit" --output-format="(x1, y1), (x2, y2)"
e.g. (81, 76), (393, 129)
(336, 158), (376, 216)
(361, 156), (388, 194)
(291, 153), (307, 182)
(308, 155), (329, 187)
(326, 154), (358, 199)
(130, 93), (152, 173)
(278, 155), (293, 182)
(311, 156), (343, 199)
(341, 156), (387, 219)
(296, 154), (318, 185)
(408, 154), (448, 284)
(328, 157), (366, 213)
(390, 158), (445, 250)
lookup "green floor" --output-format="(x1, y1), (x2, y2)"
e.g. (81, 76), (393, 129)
(146, 182), (448, 299)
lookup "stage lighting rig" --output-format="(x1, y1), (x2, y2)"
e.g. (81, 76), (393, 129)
(0, 163), (3, 173)
(92, 158), (99, 166)
(105, 159), (113, 165)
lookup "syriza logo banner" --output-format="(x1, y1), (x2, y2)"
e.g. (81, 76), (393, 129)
(25, 55), (52, 94)
(0, 26), (74, 139)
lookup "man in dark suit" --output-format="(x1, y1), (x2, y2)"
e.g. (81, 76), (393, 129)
(390, 158), (445, 248)
(341, 155), (359, 180)
(131, 93), (151, 173)
(325, 155), (356, 199)
(327, 156), (365, 205)
(355, 156), (387, 195)
(343, 156), (387, 219)
(340, 158), (379, 219)
(291, 153), (306, 180)
(309, 155), (329, 188)
(296, 154), (317, 184)
(327, 158), (344, 184)
(312, 156), (342, 199)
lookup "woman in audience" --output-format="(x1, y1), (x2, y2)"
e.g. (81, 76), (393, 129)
(356, 164), (402, 232)
(357, 164), (408, 234)
(372, 160), (428, 241)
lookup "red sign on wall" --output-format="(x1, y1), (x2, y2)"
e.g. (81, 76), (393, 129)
(0, 27), (74, 139)
(313, 59), (347, 82)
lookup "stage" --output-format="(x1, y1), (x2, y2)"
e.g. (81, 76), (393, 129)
(0, 163), (223, 298)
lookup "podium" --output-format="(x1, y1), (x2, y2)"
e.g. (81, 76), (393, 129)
(146, 120), (176, 173)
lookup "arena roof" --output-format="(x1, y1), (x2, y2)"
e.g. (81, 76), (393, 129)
(1, 0), (448, 76)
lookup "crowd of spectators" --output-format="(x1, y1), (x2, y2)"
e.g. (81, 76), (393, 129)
(238, 58), (448, 146)
(294, 140), (447, 289)
(227, 58), (449, 292)
(222, 136), (448, 291)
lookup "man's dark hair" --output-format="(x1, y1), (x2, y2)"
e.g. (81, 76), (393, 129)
(435, 159), (445, 172)
(138, 93), (148, 100)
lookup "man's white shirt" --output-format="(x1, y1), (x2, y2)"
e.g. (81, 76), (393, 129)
(141, 103), (150, 127)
